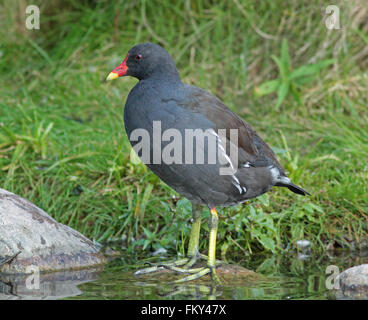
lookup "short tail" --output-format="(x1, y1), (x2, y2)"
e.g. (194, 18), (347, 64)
(275, 181), (310, 196)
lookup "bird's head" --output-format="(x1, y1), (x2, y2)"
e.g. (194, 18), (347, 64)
(106, 42), (179, 81)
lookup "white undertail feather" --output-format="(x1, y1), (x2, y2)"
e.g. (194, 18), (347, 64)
(269, 165), (291, 184)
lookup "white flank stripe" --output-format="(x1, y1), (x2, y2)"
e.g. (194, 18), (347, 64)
(232, 182), (243, 194)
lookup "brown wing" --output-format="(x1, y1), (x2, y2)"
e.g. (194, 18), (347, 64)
(184, 85), (285, 172)
(185, 86), (257, 156)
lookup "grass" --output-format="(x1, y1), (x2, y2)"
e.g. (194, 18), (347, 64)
(0, 0), (367, 258)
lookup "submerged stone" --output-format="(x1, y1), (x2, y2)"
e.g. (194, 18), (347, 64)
(336, 264), (368, 299)
(0, 188), (105, 274)
(134, 262), (262, 284)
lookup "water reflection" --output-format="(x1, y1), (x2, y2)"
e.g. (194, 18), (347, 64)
(0, 268), (101, 300)
(1, 250), (367, 300)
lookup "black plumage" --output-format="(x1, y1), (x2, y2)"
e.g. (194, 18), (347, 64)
(121, 43), (308, 208)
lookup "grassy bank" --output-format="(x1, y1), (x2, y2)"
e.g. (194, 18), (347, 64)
(0, 0), (367, 258)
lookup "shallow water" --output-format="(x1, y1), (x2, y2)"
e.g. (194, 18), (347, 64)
(1, 250), (367, 300)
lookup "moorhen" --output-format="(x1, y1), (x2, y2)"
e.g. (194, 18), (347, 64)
(106, 42), (309, 283)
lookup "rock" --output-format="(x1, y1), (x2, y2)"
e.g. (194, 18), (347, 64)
(336, 264), (368, 299)
(0, 188), (106, 274)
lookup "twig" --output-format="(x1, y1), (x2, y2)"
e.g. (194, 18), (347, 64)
(232, 0), (278, 40)
(141, 0), (168, 47)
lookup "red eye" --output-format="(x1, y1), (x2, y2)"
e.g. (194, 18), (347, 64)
(135, 54), (142, 61)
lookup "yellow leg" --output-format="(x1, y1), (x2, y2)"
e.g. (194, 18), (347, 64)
(207, 207), (220, 283)
(135, 206), (221, 284)
(170, 207), (221, 284)
(186, 204), (201, 258)
(165, 204), (226, 273)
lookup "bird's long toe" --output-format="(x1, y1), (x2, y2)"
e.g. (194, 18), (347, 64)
(169, 266), (221, 284)
(134, 257), (190, 276)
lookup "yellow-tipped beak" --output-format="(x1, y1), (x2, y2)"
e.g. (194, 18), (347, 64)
(106, 72), (119, 81)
